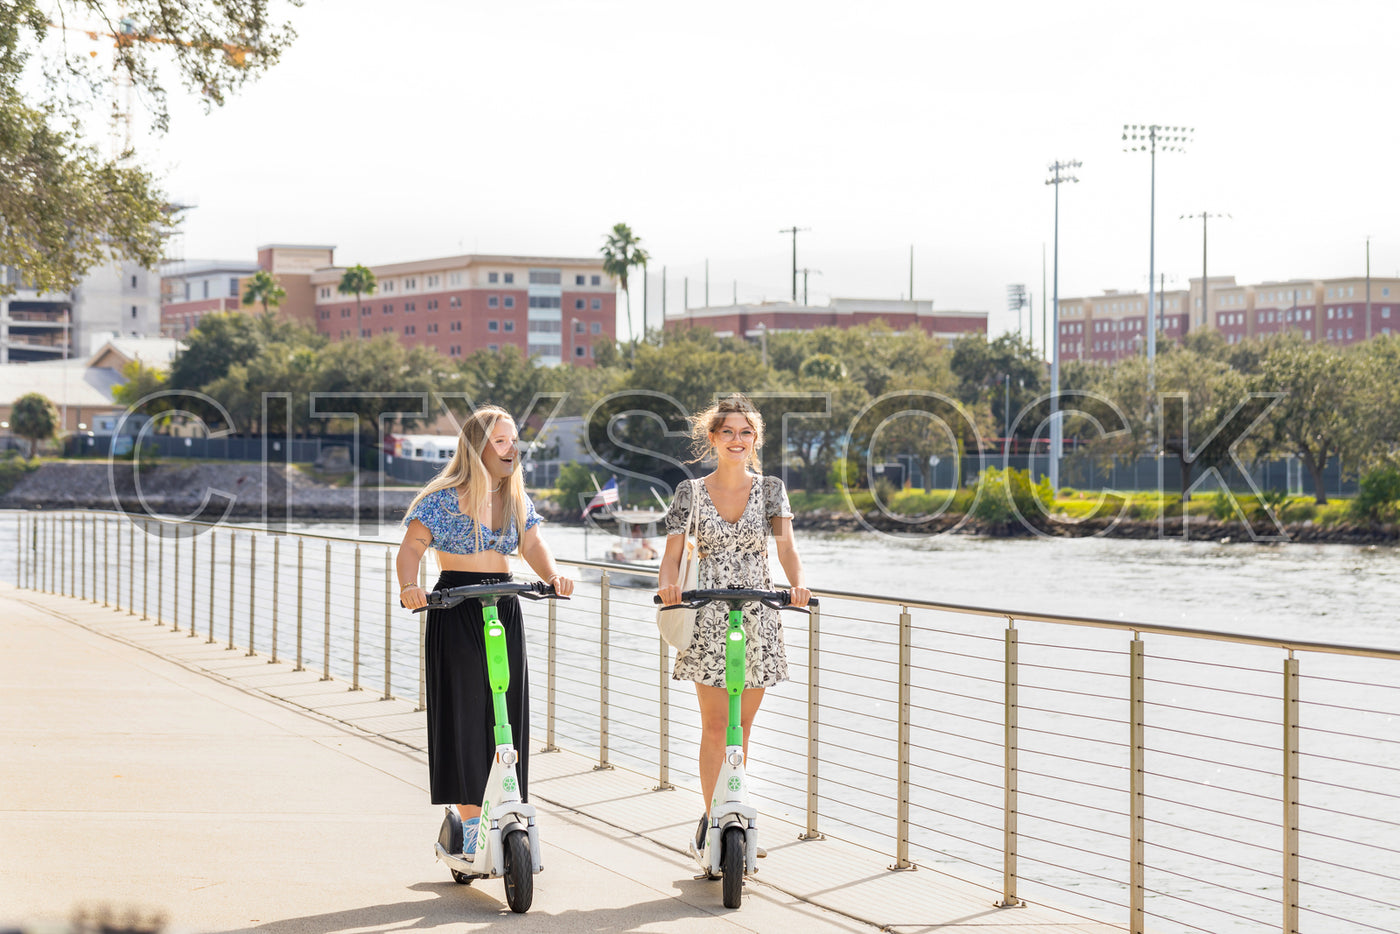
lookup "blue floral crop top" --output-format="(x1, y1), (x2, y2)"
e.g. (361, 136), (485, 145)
(403, 487), (541, 555)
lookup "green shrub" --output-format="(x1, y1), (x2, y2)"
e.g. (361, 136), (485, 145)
(0, 453), (38, 496)
(827, 457), (858, 491)
(1351, 464), (1400, 521)
(969, 467), (1052, 524)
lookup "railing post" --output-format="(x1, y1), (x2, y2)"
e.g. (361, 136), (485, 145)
(542, 595), (558, 750)
(207, 531), (217, 644)
(999, 621), (1022, 907)
(102, 516), (110, 606)
(322, 541), (331, 681)
(171, 526), (180, 633)
(246, 534), (257, 656)
(89, 515), (98, 604)
(67, 513), (74, 597)
(227, 532), (237, 651)
(113, 516), (121, 611)
(141, 521), (150, 621)
(294, 538), (304, 672)
(801, 602), (823, 840)
(127, 519), (135, 614)
(654, 632), (672, 790)
(890, 605), (914, 870)
(595, 570), (613, 771)
(351, 544), (362, 691)
(382, 548), (392, 700)
(1130, 635), (1145, 933)
(416, 562), (426, 711)
(270, 537), (280, 664)
(1283, 654), (1300, 934)
(187, 529), (197, 639)
(156, 526), (163, 627)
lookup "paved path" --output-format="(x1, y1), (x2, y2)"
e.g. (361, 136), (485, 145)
(0, 583), (1118, 934)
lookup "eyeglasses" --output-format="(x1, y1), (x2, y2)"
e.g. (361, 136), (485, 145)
(716, 428), (756, 443)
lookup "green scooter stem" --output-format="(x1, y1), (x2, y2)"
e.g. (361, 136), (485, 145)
(725, 607), (745, 747)
(482, 603), (513, 747)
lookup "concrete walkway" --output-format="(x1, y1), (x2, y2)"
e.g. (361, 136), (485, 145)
(0, 583), (1119, 934)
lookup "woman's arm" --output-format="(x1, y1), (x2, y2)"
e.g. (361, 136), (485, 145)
(396, 519), (432, 610)
(519, 525), (575, 597)
(770, 516), (810, 607)
(656, 533), (688, 606)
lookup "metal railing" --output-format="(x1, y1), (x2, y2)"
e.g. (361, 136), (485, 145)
(10, 509), (1400, 934)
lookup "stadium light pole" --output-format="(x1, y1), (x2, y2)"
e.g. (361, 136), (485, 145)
(1007, 284), (1028, 341)
(1045, 159), (1081, 493)
(1123, 125), (1192, 361)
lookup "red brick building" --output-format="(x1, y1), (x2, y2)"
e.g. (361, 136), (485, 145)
(664, 298), (988, 341)
(309, 254), (616, 366)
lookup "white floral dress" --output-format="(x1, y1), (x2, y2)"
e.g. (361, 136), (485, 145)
(664, 474), (793, 688)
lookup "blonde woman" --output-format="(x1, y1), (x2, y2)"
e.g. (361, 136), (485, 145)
(656, 393), (810, 861)
(396, 405), (574, 858)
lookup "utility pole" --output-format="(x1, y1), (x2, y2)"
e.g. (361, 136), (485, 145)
(661, 266), (667, 320)
(778, 226), (809, 302)
(1045, 159), (1081, 493)
(799, 268), (821, 305)
(1366, 236), (1372, 340)
(705, 258), (709, 308)
(1041, 243), (1048, 362)
(1181, 211), (1229, 333)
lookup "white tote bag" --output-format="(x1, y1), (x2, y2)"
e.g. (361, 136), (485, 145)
(656, 479), (701, 650)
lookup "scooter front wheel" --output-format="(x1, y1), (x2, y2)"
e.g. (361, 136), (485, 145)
(503, 828), (534, 913)
(721, 826), (744, 908)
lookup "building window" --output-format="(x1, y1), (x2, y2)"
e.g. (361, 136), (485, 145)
(130, 305), (138, 318)
(450, 345), (461, 356)
(405, 277), (417, 291)
(575, 275), (586, 285)
(427, 275), (439, 288)
(489, 272), (499, 284)
(449, 296), (459, 308)
(449, 272), (461, 285)
(575, 345), (586, 358)
(405, 325), (415, 335)
(591, 275), (601, 286)
(450, 321), (462, 332)
(530, 270), (562, 285)
(488, 320), (499, 332)
(503, 320), (515, 332)
(503, 272), (514, 284)
(504, 296), (515, 308)
(362, 306), (371, 316)
(427, 322), (438, 334)
(488, 344), (498, 352)
(591, 298), (602, 310)
(575, 298), (585, 310)
(488, 295), (499, 308)
(1347, 328), (1354, 339)
(529, 295), (562, 309)
(1383, 307), (1391, 318)
(591, 322), (602, 334)
(384, 280), (395, 293)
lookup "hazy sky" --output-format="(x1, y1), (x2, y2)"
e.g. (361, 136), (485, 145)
(74, 0), (1400, 340)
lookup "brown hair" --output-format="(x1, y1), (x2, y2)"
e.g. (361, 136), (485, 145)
(687, 393), (765, 472)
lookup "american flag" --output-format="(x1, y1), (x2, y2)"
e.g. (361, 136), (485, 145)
(584, 476), (619, 514)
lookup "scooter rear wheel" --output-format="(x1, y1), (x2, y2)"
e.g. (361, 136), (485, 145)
(503, 829), (534, 913)
(721, 826), (744, 908)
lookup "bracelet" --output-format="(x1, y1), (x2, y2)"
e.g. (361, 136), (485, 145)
(400, 582), (420, 593)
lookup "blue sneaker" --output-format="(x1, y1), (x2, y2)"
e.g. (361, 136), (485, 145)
(462, 816), (480, 857)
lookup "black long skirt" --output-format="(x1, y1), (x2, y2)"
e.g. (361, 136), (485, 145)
(425, 570), (530, 806)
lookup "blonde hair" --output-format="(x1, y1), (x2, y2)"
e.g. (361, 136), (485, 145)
(405, 405), (527, 552)
(687, 393), (765, 472)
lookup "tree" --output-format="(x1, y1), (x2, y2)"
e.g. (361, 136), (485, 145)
(242, 270), (286, 317)
(1253, 335), (1363, 504)
(337, 264), (378, 337)
(111, 360), (168, 408)
(1, 2), (300, 294)
(167, 312), (263, 392)
(11, 392), (59, 457)
(600, 223), (649, 350)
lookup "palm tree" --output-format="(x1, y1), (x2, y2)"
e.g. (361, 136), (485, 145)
(338, 264), (378, 339)
(600, 223), (649, 354)
(241, 270), (286, 317)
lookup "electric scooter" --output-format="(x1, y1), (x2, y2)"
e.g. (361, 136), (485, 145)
(411, 579), (566, 914)
(654, 587), (816, 909)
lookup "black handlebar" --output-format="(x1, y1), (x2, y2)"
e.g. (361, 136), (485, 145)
(652, 588), (817, 614)
(409, 580), (567, 613)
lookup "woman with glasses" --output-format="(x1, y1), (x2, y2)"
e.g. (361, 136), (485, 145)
(656, 393), (810, 862)
(396, 404), (574, 858)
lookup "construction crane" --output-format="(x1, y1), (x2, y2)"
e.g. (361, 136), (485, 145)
(50, 15), (255, 156)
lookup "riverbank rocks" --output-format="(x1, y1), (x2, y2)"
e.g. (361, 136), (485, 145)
(0, 461), (416, 521)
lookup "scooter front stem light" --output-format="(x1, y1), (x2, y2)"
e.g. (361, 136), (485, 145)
(727, 750), (744, 767)
(500, 749), (518, 766)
